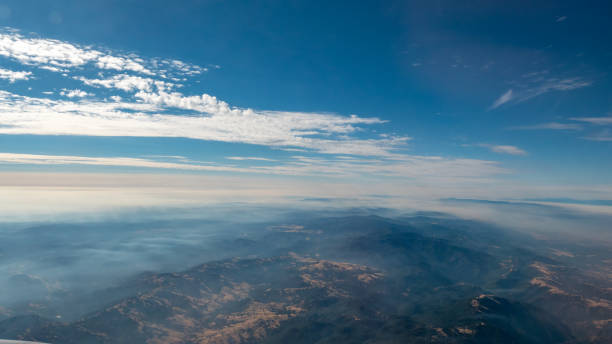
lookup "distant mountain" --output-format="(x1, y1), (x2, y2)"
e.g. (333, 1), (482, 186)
(1, 215), (609, 343)
(0, 255), (572, 344)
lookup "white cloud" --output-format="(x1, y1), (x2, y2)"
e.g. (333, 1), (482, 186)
(0, 67), (32, 82)
(570, 116), (612, 126)
(227, 156), (276, 161)
(556, 16), (567, 22)
(582, 129), (612, 142)
(467, 143), (527, 156)
(0, 152), (246, 173)
(77, 74), (174, 92)
(60, 89), (89, 98)
(490, 89), (513, 109)
(0, 28), (201, 77)
(511, 122), (583, 130)
(544, 78), (591, 91)
(39, 65), (67, 73)
(489, 145), (527, 155)
(490, 77), (591, 109)
(94, 55), (150, 75)
(0, 91), (405, 156)
(0, 28), (408, 157)
(0, 152), (505, 180)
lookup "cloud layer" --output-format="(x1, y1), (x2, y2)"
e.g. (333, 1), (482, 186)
(0, 152), (505, 180)
(0, 28), (202, 76)
(0, 28), (409, 157)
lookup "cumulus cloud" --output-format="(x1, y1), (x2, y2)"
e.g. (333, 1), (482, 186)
(0, 67), (32, 82)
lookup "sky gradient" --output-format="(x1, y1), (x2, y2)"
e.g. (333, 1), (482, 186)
(0, 0), (611, 219)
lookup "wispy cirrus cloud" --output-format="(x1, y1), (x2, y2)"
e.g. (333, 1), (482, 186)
(464, 143), (527, 156)
(226, 156), (277, 162)
(570, 116), (612, 126)
(510, 122), (583, 131)
(489, 89), (513, 109)
(585, 133), (612, 141)
(489, 76), (591, 109)
(0, 152), (505, 180)
(488, 145), (527, 155)
(510, 116), (612, 142)
(567, 116), (612, 141)
(0, 152), (247, 173)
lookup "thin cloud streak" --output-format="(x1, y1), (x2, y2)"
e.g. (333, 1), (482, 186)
(571, 116), (612, 125)
(511, 122), (583, 131)
(0, 152), (506, 180)
(488, 145), (527, 155)
(489, 89), (513, 109)
(489, 77), (591, 109)
(582, 129), (612, 142)
(464, 143), (527, 156)
(226, 157), (277, 161)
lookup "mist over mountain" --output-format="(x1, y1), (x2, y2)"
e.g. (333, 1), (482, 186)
(0, 204), (610, 343)
(1, 0), (611, 343)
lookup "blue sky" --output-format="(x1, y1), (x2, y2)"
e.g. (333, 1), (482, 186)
(0, 0), (611, 217)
